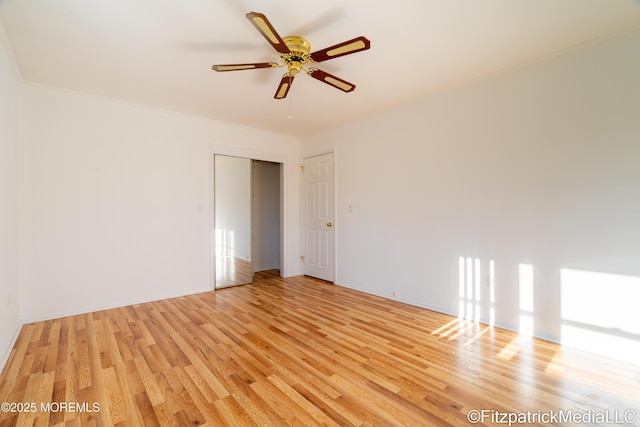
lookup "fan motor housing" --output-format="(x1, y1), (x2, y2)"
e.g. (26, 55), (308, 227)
(281, 36), (313, 76)
(283, 36), (311, 54)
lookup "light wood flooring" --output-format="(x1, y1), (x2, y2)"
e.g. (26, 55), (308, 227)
(1, 270), (639, 426)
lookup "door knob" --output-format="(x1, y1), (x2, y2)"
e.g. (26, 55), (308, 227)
(327, 222), (333, 227)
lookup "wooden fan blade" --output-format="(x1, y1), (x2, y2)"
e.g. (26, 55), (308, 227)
(308, 69), (356, 93)
(212, 62), (278, 72)
(274, 74), (294, 99)
(246, 12), (290, 54)
(310, 36), (370, 63)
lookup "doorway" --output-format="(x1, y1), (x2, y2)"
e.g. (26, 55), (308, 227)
(213, 154), (282, 289)
(253, 160), (281, 274)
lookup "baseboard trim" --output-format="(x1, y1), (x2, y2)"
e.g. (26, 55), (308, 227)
(0, 322), (23, 375)
(335, 281), (561, 345)
(20, 287), (212, 325)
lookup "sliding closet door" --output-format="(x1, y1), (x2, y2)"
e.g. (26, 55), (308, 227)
(214, 155), (253, 288)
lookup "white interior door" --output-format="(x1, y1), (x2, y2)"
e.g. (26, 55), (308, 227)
(303, 153), (335, 282)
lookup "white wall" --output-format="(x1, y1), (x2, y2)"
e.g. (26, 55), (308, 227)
(302, 31), (640, 344)
(19, 84), (300, 322)
(0, 22), (21, 368)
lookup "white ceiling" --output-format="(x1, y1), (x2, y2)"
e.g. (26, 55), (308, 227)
(2, 0), (640, 137)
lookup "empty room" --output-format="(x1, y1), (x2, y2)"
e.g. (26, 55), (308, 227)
(1, 1), (639, 426)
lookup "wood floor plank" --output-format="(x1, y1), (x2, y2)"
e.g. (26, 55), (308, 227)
(1, 270), (639, 426)
(157, 369), (205, 426)
(266, 374), (340, 427)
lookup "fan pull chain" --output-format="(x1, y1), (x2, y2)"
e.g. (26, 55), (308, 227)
(288, 75), (293, 119)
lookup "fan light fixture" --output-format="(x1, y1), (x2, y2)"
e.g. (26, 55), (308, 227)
(212, 12), (371, 101)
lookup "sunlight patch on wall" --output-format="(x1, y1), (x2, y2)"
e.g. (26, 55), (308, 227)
(458, 257), (496, 326)
(449, 257), (499, 345)
(518, 264), (534, 336)
(489, 260), (495, 326)
(561, 268), (640, 365)
(459, 257), (481, 322)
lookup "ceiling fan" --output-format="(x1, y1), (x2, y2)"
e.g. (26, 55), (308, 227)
(212, 12), (371, 99)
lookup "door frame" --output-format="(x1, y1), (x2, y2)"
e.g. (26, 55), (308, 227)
(301, 150), (337, 283)
(210, 144), (288, 290)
